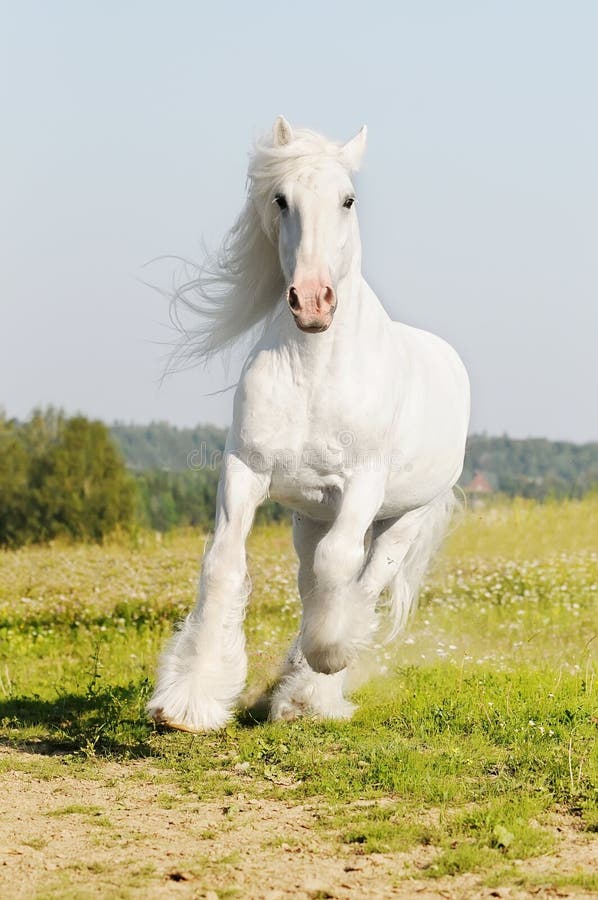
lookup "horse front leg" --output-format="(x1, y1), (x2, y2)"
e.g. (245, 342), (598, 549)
(147, 454), (268, 732)
(301, 475), (385, 675)
(270, 514), (355, 722)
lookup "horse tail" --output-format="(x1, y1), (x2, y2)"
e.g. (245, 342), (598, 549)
(385, 489), (458, 641)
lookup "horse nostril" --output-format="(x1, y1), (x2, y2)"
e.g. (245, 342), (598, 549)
(321, 286), (334, 306)
(288, 286), (300, 311)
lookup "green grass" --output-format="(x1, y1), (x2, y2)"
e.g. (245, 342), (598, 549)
(486, 868), (598, 892)
(45, 804), (103, 817)
(522, 872), (598, 891)
(1, 496), (597, 892)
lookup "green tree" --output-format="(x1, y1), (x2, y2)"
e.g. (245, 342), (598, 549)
(0, 416), (30, 546)
(0, 411), (136, 546)
(31, 416), (136, 541)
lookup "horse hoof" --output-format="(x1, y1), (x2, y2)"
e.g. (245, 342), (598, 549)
(149, 709), (204, 734)
(147, 696), (231, 732)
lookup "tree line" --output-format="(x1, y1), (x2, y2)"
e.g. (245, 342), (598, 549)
(1, 412), (597, 548)
(0, 411), (284, 548)
(113, 422), (598, 502)
(461, 434), (598, 499)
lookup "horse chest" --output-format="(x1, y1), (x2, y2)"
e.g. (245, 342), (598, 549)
(237, 343), (386, 447)
(232, 346), (395, 516)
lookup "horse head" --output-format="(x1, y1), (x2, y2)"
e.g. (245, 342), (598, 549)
(257, 116), (367, 333)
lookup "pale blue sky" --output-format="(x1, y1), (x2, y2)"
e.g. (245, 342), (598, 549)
(1, 1), (596, 440)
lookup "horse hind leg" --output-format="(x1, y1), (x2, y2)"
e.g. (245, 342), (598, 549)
(360, 490), (457, 641)
(269, 514), (355, 722)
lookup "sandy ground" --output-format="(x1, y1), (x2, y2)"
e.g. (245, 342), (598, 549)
(0, 752), (596, 900)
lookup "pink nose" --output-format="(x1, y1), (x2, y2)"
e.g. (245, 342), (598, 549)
(287, 279), (336, 332)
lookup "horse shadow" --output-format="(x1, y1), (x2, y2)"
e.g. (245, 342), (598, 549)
(0, 684), (274, 758)
(0, 684), (154, 758)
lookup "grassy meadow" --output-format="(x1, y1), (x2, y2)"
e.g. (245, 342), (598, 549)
(0, 497), (597, 897)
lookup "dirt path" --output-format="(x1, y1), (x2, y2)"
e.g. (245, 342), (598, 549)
(1, 753), (596, 899)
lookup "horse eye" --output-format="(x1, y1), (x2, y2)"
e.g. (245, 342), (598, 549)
(274, 193), (288, 211)
(343, 196), (355, 210)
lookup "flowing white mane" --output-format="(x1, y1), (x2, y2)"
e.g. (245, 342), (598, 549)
(170, 127), (353, 367)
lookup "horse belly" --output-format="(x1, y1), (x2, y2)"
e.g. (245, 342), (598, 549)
(379, 456), (462, 517)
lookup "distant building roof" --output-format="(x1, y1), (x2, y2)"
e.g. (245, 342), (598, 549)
(466, 471), (494, 493)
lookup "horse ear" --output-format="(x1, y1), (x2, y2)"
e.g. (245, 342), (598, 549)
(273, 115), (293, 146)
(340, 125), (367, 172)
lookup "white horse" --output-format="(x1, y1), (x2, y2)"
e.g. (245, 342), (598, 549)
(148, 117), (470, 732)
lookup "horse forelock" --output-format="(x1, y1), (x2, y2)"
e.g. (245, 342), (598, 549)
(247, 128), (353, 242)
(249, 130), (348, 197)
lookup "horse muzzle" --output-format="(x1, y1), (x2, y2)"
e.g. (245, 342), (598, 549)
(287, 280), (337, 333)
